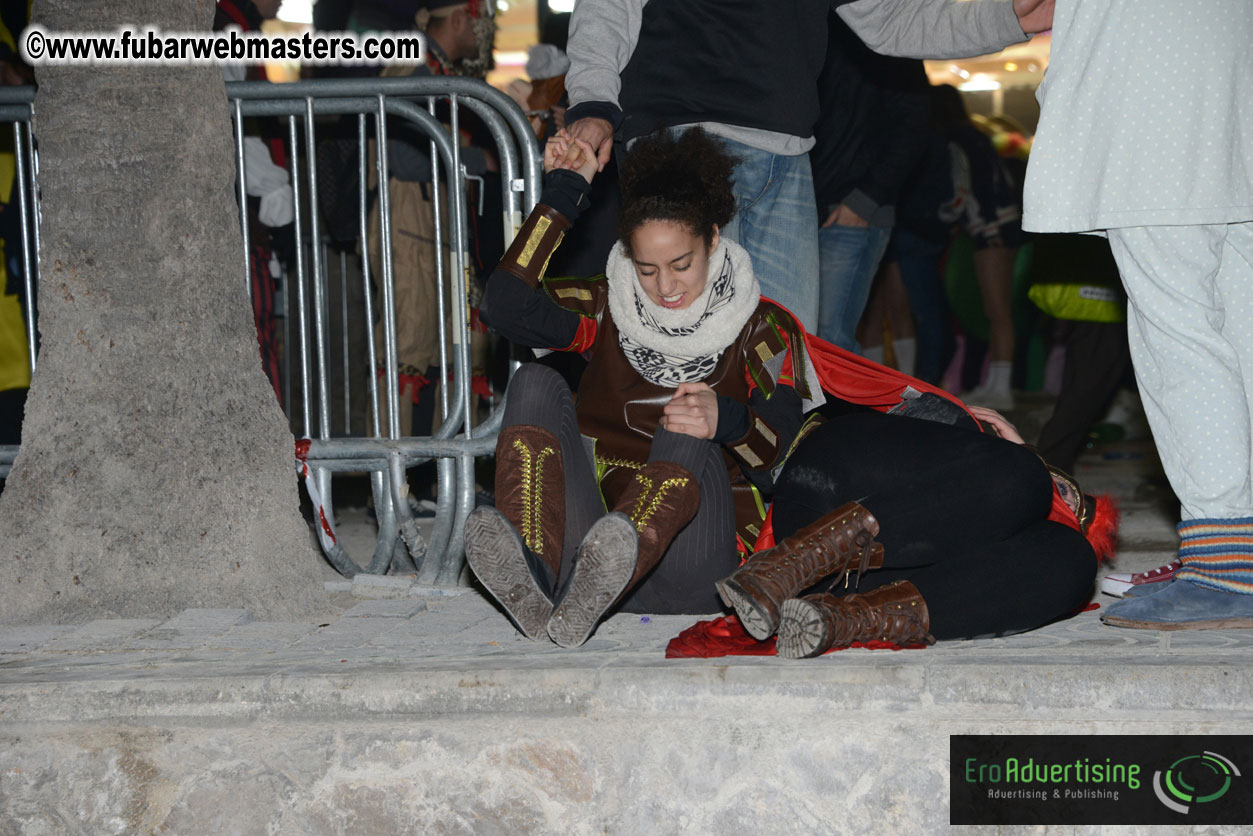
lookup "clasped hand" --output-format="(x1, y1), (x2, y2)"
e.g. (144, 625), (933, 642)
(543, 131), (598, 184)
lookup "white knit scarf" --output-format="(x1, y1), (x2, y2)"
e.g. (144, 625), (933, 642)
(606, 237), (760, 388)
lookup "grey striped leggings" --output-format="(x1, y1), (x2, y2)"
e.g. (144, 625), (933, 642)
(502, 362), (738, 614)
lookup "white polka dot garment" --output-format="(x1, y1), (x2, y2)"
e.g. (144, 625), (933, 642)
(1022, 0), (1253, 234)
(1023, 1), (1253, 585)
(1107, 223), (1253, 523)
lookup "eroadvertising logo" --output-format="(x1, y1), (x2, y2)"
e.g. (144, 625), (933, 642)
(1153, 751), (1240, 814)
(950, 736), (1253, 825)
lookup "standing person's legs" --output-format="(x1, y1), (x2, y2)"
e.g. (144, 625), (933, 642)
(1215, 223), (1253, 484)
(720, 141), (820, 331)
(856, 277), (888, 365)
(892, 230), (950, 384)
(1103, 222), (1253, 627)
(816, 223), (892, 351)
(1108, 224), (1251, 521)
(974, 245), (1018, 365)
(856, 263), (917, 371)
(880, 263), (917, 375)
(1036, 320), (1132, 474)
(964, 244), (1017, 407)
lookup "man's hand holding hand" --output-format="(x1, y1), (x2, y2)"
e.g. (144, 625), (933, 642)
(565, 116), (614, 172)
(544, 133), (599, 183)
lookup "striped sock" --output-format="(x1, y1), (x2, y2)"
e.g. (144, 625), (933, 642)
(1175, 517), (1253, 593)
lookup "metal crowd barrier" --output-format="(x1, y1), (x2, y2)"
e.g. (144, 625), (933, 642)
(0, 78), (541, 586)
(229, 77), (541, 584)
(0, 85), (37, 483)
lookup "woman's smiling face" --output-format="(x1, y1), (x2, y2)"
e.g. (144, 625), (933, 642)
(628, 220), (720, 310)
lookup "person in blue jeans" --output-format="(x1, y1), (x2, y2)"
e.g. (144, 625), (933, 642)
(720, 145), (821, 330)
(883, 228), (951, 382)
(811, 13), (929, 351)
(559, 0), (1056, 332)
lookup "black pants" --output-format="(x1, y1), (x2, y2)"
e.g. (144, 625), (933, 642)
(1036, 320), (1132, 473)
(772, 411), (1095, 640)
(502, 363), (738, 614)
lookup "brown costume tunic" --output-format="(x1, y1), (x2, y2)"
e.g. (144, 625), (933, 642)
(487, 194), (816, 551)
(537, 275), (814, 550)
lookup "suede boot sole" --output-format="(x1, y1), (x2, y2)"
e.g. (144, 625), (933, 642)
(464, 506), (552, 641)
(548, 513), (637, 648)
(776, 597), (833, 659)
(1100, 614), (1253, 630)
(715, 577), (778, 641)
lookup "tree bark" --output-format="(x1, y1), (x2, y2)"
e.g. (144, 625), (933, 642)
(0, 0), (329, 622)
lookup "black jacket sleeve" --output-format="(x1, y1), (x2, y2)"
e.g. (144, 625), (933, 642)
(844, 62), (930, 218)
(811, 13), (931, 223)
(479, 273), (583, 349)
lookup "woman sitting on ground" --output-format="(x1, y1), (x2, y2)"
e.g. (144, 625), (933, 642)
(471, 128), (1102, 653)
(469, 128), (820, 646)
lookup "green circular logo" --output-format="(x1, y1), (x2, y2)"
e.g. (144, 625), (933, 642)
(1154, 751), (1241, 814)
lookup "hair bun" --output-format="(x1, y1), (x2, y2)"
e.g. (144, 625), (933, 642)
(617, 128), (737, 250)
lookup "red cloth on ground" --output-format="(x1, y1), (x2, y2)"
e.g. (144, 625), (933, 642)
(664, 614), (930, 659)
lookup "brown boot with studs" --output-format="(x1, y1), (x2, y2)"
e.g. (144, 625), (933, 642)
(715, 501), (885, 640)
(775, 580), (936, 659)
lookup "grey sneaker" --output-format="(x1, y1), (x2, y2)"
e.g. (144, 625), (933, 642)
(464, 506), (555, 640)
(1101, 578), (1253, 630)
(547, 513), (638, 648)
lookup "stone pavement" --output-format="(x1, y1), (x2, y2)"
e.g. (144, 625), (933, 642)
(1, 412), (1251, 834)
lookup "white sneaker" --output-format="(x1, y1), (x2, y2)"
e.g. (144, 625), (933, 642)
(1099, 560), (1180, 598)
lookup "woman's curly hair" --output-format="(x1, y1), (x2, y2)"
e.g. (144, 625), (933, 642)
(616, 128), (737, 253)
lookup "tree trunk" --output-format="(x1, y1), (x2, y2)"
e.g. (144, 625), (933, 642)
(0, 0), (329, 622)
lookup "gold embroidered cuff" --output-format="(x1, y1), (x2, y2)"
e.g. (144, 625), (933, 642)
(499, 204), (572, 288)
